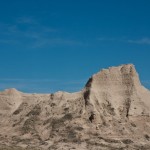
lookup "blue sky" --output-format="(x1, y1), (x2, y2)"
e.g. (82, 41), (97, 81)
(0, 0), (150, 93)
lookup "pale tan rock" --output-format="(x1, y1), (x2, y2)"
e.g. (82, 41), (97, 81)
(0, 64), (150, 150)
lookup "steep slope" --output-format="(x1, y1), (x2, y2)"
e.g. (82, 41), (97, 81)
(84, 64), (150, 121)
(0, 64), (150, 150)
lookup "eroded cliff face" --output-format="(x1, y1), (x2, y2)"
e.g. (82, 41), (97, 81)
(0, 64), (150, 150)
(84, 64), (150, 123)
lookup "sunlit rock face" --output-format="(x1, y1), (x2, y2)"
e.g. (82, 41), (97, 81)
(84, 64), (150, 121)
(0, 64), (150, 150)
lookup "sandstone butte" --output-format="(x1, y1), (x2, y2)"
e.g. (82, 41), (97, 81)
(0, 64), (150, 150)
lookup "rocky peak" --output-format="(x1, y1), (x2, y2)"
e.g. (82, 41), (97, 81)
(83, 64), (149, 123)
(85, 64), (141, 90)
(2, 88), (21, 96)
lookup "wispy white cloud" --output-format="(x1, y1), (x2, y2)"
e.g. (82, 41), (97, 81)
(32, 38), (86, 48)
(0, 39), (18, 44)
(97, 37), (117, 41)
(0, 17), (86, 48)
(16, 17), (38, 24)
(0, 78), (85, 84)
(97, 37), (150, 45)
(127, 38), (150, 45)
(0, 78), (58, 83)
(0, 78), (86, 93)
(97, 37), (127, 43)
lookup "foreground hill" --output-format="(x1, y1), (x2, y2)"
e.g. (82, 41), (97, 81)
(0, 64), (150, 150)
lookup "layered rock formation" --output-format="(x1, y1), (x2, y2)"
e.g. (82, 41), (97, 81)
(0, 64), (150, 150)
